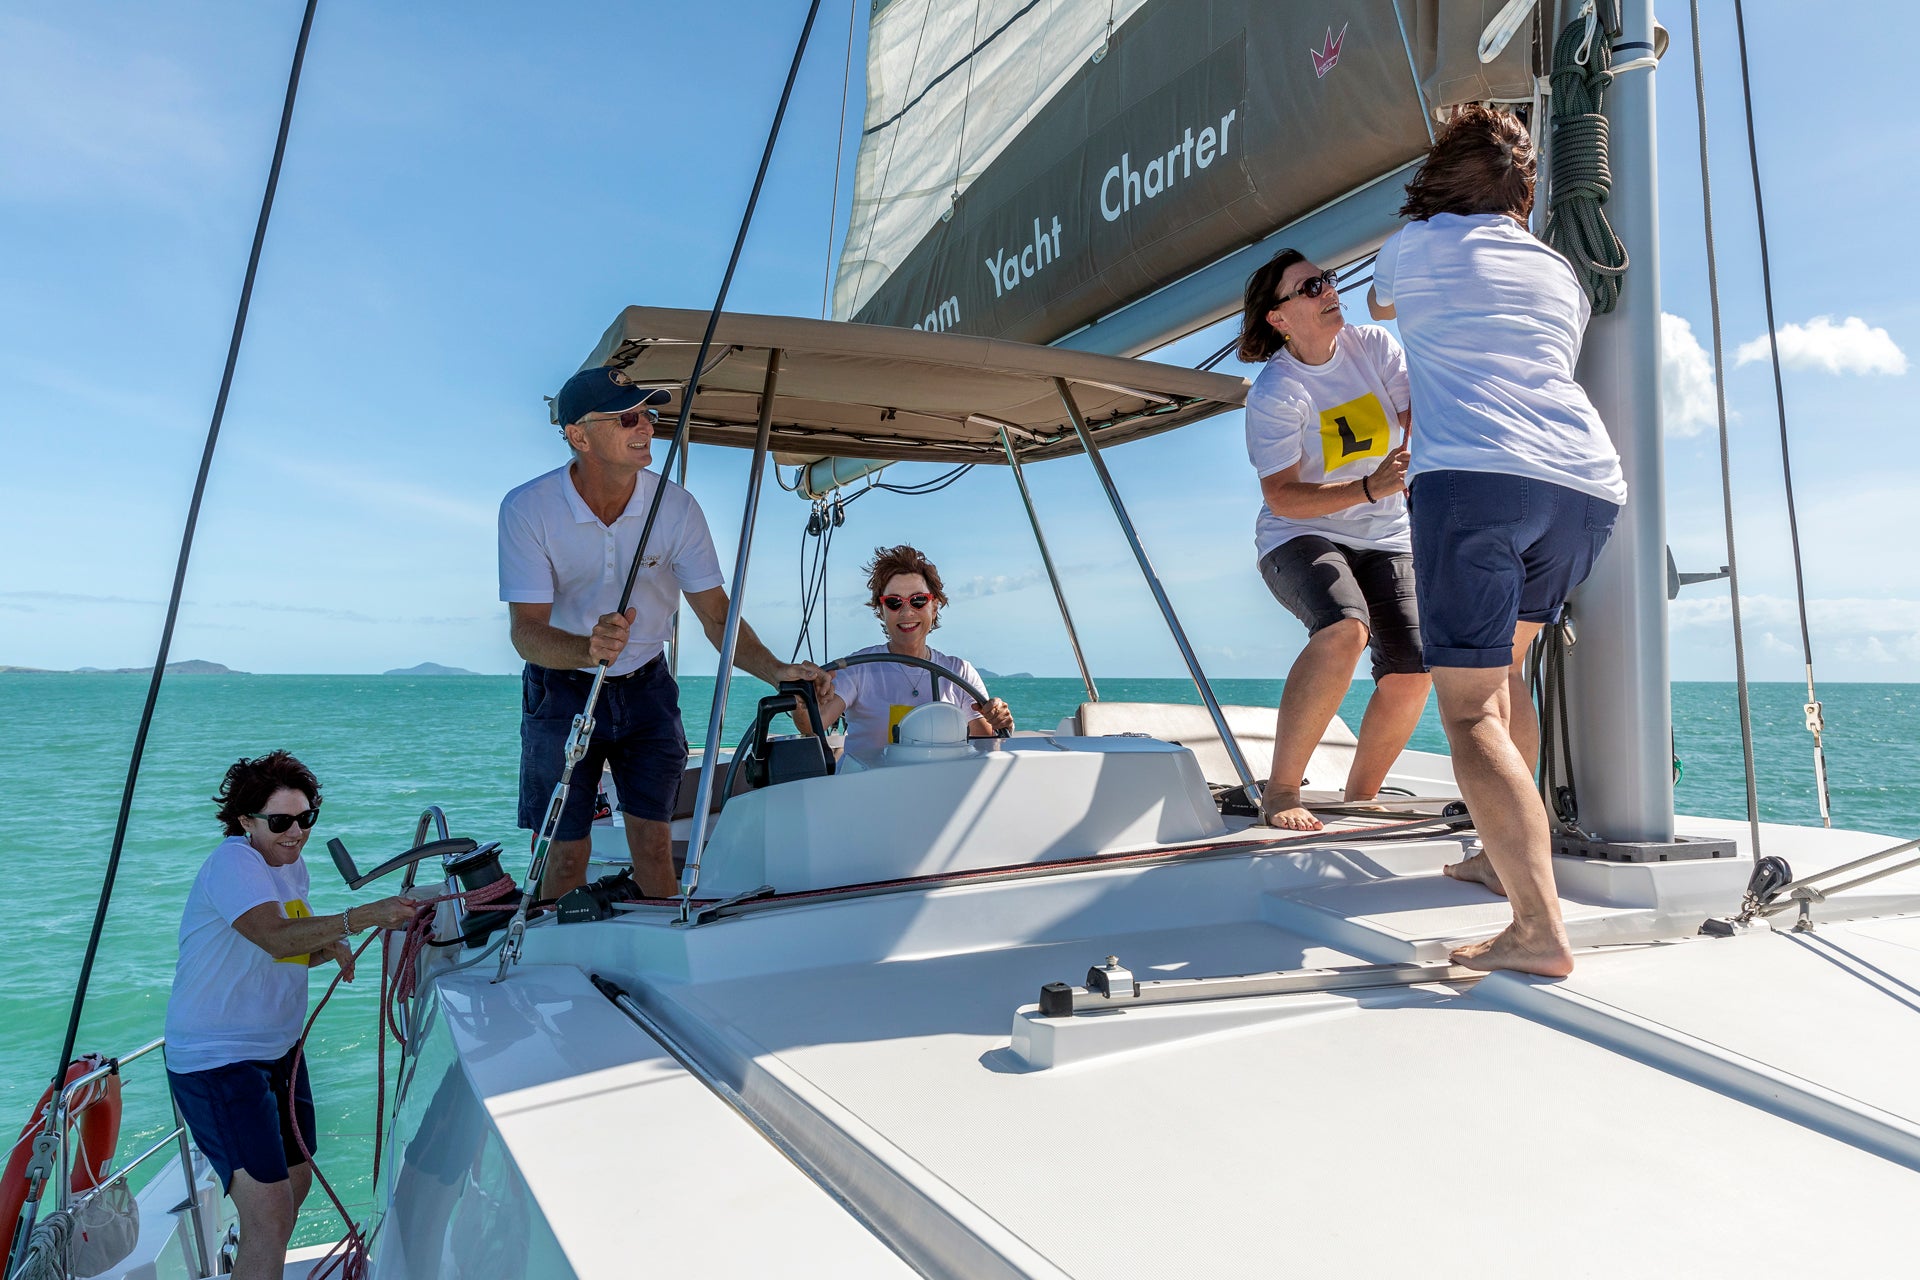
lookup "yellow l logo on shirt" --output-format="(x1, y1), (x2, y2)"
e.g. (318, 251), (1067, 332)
(277, 898), (312, 965)
(1318, 393), (1390, 473)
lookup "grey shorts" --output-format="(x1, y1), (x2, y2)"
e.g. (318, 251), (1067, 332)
(1259, 536), (1426, 679)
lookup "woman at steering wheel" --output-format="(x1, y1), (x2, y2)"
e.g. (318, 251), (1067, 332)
(809, 544), (1014, 756)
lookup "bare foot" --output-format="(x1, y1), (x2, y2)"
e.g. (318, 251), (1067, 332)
(1443, 851), (1506, 897)
(1260, 788), (1323, 832)
(1450, 922), (1574, 977)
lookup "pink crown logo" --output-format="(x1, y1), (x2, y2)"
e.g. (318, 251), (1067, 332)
(1311, 23), (1347, 79)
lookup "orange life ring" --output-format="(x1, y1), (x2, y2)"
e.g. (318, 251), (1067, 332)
(0, 1055), (122, 1234)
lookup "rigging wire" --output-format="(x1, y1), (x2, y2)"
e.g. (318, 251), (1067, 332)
(786, 464), (975, 662)
(948, 0), (984, 214)
(1687, 0), (1765, 858)
(10, 7), (321, 1271)
(849, 0), (937, 310)
(820, 0), (859, 319)
(1730, 0), (1832, 826)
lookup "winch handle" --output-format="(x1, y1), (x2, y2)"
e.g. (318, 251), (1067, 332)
(328, 836), (479, 891)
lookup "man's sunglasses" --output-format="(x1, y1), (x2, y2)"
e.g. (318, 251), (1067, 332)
(1275, 270), (1340, 305)
(602, 408), (658, 429)
(879, 593), (935, 612)
(249, 808), (320, 833)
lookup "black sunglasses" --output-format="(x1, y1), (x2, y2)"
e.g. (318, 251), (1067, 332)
(880, 593), (934, 612)
(249, 808), (320, 834)
(1275, 270), (1340, 305)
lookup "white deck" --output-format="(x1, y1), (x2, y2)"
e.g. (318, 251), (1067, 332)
(392, 806), (1920, 1277)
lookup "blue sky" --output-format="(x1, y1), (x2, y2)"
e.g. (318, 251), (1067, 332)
(2, 1), (1914, 683)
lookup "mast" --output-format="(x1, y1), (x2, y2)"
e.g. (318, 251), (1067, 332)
(1562, 0), (1675, 843)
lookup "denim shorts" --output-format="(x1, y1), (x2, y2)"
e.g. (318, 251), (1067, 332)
(1409, 469), (1620, 669)
(1258, 536), (1425, 679)
(518, 660), (688, 835)
(168, 1045), (315, 1193)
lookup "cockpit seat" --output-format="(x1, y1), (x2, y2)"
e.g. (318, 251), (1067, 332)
(1068, 701), (1357, 793)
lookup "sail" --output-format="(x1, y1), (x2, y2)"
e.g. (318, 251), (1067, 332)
(834, 0), (1534, 346)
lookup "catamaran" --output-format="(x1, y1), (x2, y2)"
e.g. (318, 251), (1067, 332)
(13, 1), (1920, 1277)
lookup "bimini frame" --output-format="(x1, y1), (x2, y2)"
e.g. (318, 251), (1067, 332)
(551, 308), (1261, 917)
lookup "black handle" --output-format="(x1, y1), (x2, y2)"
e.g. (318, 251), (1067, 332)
(780, 678), (834, 764)
(327, 835), (478, 891)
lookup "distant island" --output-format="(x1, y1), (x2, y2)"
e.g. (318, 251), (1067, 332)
(384, 662), (479, 676)
(2, 659), (244, 675)
(976, 669), (1034, 680)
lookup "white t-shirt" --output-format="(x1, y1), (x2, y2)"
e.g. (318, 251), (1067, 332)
(1245, 323), (1412, 559)
(499, 465), (726, 676)
(831, 644), (988, 757)
(164, 836), (313, 1074)
(1371, 213), (1627, 504)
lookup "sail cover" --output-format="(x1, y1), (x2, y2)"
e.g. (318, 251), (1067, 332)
(834, 0), (1534, 346)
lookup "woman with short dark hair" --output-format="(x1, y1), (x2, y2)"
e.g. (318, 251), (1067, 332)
(805, 545), (1013, 756)
(1368, 104), (1626, 976)
(1237, 247), (1431, 831)
(165, 751), (415, 1280)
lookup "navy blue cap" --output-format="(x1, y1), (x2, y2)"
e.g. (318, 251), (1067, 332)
(553, 367), (672, 427)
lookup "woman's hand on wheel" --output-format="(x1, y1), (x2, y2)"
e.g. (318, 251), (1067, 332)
(1368, 445), (1411, 498)
(974, 698), (1014, 735)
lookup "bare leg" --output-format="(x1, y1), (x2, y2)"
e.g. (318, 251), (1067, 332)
(1507, 635), (1541, 774)
(1342, 672), (1432, 800)
(1264, 620), (1368, 831)
(538, 837), (591, 899)
(1431, 653), (1573, 978)
(1444, 621), (1545, 898)
(228, 1169), (298, 1280)
(624, 815), (677, 897)
(289, 1162), (312, 1212)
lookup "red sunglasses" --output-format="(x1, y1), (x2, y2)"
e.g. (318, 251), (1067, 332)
(879, 593), (935, 612)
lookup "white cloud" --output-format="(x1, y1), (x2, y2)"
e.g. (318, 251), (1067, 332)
(1734, 316), (1908, 376)
(1661, 312), (1720, 437)
(948, 570), (1046, 601)
(1669, 592), (1920, 665)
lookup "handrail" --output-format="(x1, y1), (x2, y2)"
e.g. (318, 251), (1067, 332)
(14, 1036), (214, 1280)
(52, 1039), (162, 1207)
(1756, 836), (1920, 931)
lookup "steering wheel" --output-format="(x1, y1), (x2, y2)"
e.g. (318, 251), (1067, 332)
(823, 652), (1011, 738)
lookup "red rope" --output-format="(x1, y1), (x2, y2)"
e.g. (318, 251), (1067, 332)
(284, 875), (516, 1280)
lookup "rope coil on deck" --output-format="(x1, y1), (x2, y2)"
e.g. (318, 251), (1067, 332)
(1544, 11), (1629, 312)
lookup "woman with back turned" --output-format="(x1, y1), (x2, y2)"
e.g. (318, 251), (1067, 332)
(164, 751), (414, 1279)
(1368, 104), (1626, 976)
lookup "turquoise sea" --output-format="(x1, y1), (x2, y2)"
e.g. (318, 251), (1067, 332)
(3, 673), (1917, 1246)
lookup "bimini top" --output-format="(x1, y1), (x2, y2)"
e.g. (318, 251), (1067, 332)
(576, 306), (1248, 466)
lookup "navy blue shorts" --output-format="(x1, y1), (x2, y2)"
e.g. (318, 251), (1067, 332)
(518, 660), (688, 836)
(1409, 469), (1620, 669)
(167, 1045), (315, 1193)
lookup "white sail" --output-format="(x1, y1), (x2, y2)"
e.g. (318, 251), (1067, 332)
(833, 0), (1152, 322)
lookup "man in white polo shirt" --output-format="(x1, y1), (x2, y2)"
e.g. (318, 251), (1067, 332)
(499, 366), (828, 899)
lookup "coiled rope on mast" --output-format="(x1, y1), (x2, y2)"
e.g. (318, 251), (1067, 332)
(1544, 0), (1630, 313)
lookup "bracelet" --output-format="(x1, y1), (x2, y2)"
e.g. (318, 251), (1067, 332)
(1361, 474), (1374, 503)
(341, 906), (354, 942)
